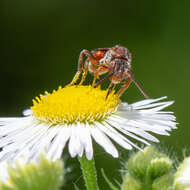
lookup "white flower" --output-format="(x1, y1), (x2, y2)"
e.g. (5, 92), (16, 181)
(0, 85), (176, 161)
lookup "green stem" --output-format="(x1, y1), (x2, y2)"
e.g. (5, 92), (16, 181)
(78, 155), (99, 190)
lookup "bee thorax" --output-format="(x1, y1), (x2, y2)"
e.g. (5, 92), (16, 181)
(99, 50), (114, 66)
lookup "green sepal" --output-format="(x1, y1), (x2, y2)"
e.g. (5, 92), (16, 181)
(121, 173), (142, 190)
(152, 173), (173, 190)
(147, 157), (173, 180)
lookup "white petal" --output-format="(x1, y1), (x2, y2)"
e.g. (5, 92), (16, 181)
(0, 123), (50, 161)
(68, 125), (83, 158)
(96, 122), (134, 150)
(107, 118), (150, 145)
(90, 126), (118, 158)
(130, 97), (167, 108)
(51, 127), (71, 161)
(0, 117), (33, 136)
(46, 126), (66, 161)
(77, 123), (93, 160)
(22, 109), (32, 116)
(27, 124), (59, 160)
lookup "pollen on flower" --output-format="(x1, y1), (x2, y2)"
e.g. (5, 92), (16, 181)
(31, 85), (120, 125)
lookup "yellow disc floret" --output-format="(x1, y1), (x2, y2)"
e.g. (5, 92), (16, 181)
(31, 85), (120, 125)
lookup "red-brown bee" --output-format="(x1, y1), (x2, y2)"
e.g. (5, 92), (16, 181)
(70, 45), (149, 98)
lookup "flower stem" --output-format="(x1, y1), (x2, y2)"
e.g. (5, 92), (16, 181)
(78, 155), (99, 190)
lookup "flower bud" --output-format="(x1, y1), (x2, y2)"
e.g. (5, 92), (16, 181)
(122, 146), (173, 190)
(174, 157), (190, 190)
(148, 157), (172, 180)
(0, 154), (64, 190)
(152, 173), (173, 190)
(121, 173), (141, 190)
(128, 146), (169, 179)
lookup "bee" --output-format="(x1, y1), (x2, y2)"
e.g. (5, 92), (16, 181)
(69, 45), (149, 98)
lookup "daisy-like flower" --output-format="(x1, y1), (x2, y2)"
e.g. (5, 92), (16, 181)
(0, 85), (176, 161)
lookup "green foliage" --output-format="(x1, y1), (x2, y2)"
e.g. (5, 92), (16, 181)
(0, 155), (64, 190)
(101, 168), (119, 190)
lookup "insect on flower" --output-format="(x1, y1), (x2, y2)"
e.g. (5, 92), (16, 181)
(69, 45), (149, 98)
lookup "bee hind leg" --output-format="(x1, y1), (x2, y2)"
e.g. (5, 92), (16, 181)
(106, 83), (115, 99)
(117, 78), (132, 98)
(131, 77), (149, 99)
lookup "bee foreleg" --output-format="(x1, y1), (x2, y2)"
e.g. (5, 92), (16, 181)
(69, 49), (94, 85)
(79, 60), (89, 85)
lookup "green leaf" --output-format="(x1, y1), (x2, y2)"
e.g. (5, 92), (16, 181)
(101, 168), (119, 190)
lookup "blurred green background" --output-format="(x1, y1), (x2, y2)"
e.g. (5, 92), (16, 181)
(1, 0), (189, 189)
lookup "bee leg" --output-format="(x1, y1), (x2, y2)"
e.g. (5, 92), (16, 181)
(92, 66), (110, 87)
(69, 71), (82, 86)
(131, 77), (149, 99)
(106, 83), (115, 99)
(69, 49), (95, 86)
(117, 78), (132, 98)
(79, 60), (89, 85)
(94, 72), (114, 87)
(92, 71), (99, 87)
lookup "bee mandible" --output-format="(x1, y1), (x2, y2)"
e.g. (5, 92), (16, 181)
(69, 45), (149, 99)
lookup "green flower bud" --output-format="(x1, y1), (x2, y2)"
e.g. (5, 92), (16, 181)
(152, 173), (173, 190)
(147, 157), (172, 180)
(122, 146), (174, 190)
(128, 146), (170, 179)
(0, 154), (64, 190)
(121, 173), (142, 190)
(174, 157), (190, 190)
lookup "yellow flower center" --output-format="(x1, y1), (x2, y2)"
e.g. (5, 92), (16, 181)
(31, 85), (120, 125)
